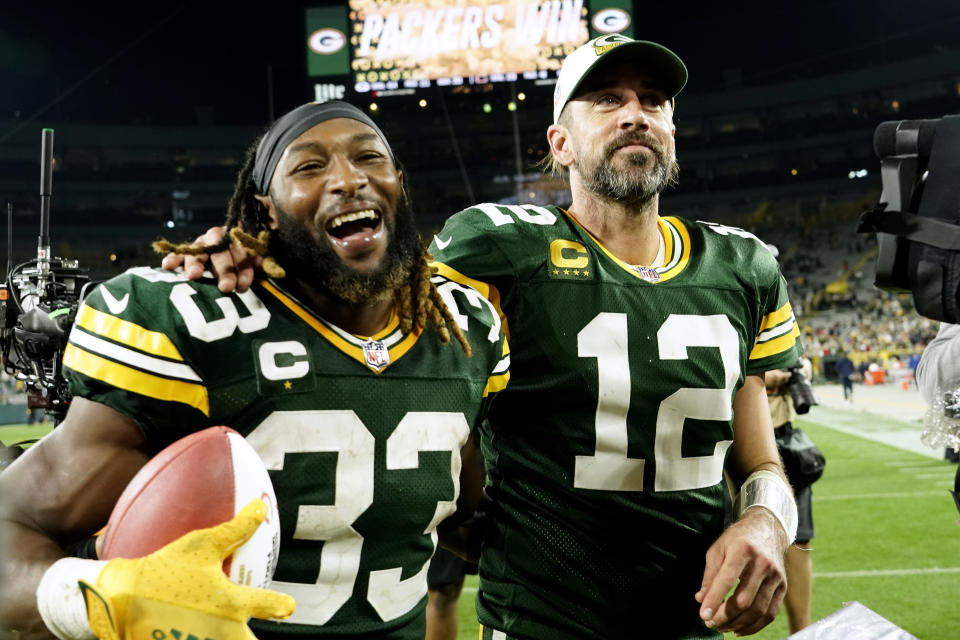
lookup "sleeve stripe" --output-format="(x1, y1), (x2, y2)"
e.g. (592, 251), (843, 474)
(749, 322), (801, 360)
(493, 355), (510, 375)
(75, 304), (184, 361)
(429, 261), (510, 339)
(757, 301), (795, 334)
(69, 328), (201, 382)
(63, 344), (209, 416)
(483, 371), (510, 397)
(756, 316), (797, 343)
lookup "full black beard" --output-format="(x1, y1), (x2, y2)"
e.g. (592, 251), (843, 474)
(269, 195), (422, 304)
(578, 132), (679, 206)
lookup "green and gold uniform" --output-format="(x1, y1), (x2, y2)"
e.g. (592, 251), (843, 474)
(430, 204), (802, 640)
(62, 267), (510, 640)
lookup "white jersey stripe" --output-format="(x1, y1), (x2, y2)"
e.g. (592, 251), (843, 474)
(70, 328), (202, 382)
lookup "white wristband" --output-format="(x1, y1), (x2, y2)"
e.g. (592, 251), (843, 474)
(36, 557), (107, 640)
(735, 470), (798, 544)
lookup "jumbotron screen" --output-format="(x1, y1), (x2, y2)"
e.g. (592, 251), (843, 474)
(306, 1), (634, 97)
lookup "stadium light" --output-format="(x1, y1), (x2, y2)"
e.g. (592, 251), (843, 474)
(109, 254), (117, 262)
(166, 220), (175, 229)
(418, 99), (427, 108)
(518, 92), (526, 101)
(507, 102), (517, 111)
(369, 102), (379, 112)
(790, 168), (798, 176)
(483, 103), (492, 113)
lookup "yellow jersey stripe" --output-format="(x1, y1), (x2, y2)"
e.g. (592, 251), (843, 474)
(656, 217), (692, 281)
(75, 304), (183, 361)
(483, 370), (510, 396)
(70, 328), (201, 382)
(484, 339), (511, 396)
(757, 301), (795, 334)
(429, 262), (511, 339)
(659, 216), (675, 262)
(757, 316), (798, 343)
(749, 322), (801, 360)
(63, 344), (209, 415)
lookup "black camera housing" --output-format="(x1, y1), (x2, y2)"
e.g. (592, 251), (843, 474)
(785, 364), (819, 415)
(858, 115), (960, 322)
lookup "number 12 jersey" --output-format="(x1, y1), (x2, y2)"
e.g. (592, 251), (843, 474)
(430, 204), (802, 640)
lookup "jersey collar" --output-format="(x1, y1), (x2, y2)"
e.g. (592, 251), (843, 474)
(562, 210), (692, 283)
(259, 279), (422, 373)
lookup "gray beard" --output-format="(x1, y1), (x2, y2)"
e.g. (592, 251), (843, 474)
(578, 135), (678, 206)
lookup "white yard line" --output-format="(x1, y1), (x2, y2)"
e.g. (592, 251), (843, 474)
(815, 491), (949, 501)
(816, 567), (960, 578)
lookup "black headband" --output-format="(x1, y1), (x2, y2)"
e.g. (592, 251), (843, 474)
(252, 101), (396, 194)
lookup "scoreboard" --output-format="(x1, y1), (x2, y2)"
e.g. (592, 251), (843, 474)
(306, 0), (634, 100)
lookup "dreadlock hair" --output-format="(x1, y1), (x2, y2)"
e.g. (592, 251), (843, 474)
(153, 135), (472, 357)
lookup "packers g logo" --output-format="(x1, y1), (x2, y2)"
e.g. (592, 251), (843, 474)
(592, 33), (631, 56)
(592, 9), (631, 35)
(548, 240), (593, 280)
(309, 28), (346, 55)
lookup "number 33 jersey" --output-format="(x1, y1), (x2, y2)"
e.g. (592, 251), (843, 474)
(430, 204), (802, 640)
(62, 268), (510, 640)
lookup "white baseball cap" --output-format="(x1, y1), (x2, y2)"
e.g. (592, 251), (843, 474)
(553, 34), (688, 124)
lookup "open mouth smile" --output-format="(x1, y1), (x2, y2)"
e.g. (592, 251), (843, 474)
(324, 208), (385, 254)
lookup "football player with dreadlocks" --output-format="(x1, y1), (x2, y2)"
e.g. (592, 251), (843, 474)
(0, 101), (509, 640)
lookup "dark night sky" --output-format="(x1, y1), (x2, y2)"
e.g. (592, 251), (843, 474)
(2, 0), (960, 129)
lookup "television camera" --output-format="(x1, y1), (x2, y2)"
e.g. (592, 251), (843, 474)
(857, 115), (960, 321)
(857, 115), (960, 515)
(1, 129), (91, 425)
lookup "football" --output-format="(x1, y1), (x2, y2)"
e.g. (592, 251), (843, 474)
(100, 425), (280, 588)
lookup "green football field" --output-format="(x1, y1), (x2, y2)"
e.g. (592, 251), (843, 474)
(0, 423), (52, 448)
(453, 410), (960, 639)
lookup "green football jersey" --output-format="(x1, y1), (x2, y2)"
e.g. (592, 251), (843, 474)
(430, 204), (802, 640)
(63, 267), (509, 640)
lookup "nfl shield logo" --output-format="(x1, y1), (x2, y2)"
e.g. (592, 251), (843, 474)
(362, 339), (390, 371)
(634, 265), (661, 283)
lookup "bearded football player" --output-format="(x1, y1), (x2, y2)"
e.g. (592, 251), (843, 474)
(427, 36), (802, 639)
(0, 101), (509, 640)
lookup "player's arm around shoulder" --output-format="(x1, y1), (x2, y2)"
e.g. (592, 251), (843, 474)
(0, 398), (148, 637)
(695, 374), (792, 637)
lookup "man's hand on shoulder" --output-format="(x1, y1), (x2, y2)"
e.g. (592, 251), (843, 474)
(160, 226), (260, 293)
(695, 507), (788, 636)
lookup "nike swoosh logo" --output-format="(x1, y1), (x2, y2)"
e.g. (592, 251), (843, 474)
(100, 286), (129, 315)
(434, 235), (452, 250)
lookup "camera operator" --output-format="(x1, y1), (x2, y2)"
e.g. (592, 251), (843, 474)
(765, 355), (818, 634)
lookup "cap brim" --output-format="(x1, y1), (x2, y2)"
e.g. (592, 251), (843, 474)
(573, 40), (688, 102)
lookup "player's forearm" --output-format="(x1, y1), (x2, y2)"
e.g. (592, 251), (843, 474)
(0, 519), (68, 639)
(729, 375), (784, 485)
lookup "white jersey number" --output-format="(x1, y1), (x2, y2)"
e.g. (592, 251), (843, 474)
(246, 410), (470, 625)
(574, 313), (737, 492)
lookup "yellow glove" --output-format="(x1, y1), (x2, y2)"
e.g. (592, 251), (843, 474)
(78, 499), (294, 640)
